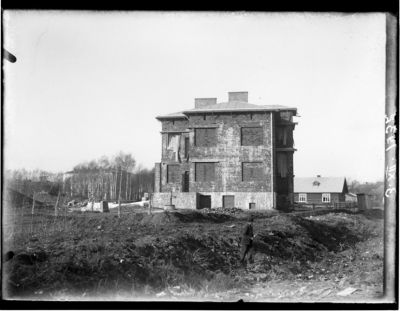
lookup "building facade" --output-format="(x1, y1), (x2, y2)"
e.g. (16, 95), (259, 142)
(152, 91), (297, 210)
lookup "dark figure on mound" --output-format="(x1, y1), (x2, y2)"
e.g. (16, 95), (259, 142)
(240, 216), (255, 265)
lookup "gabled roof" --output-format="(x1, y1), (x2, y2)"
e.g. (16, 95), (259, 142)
(294, 177), (348, 193)
(156, 101), (297, 120)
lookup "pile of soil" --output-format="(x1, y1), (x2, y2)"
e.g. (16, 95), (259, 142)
(3, 210), (383, 299)
(141, 210), (235, 226)
(200, 207), (244, 215)
(361, 208), (384, 220)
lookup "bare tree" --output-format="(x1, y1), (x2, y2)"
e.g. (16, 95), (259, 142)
(113, 151), (136, 216)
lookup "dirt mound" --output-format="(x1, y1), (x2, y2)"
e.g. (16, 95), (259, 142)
(4, 211), (383, 298)
(141, 210), (235, 226)
(200, 207), (243, 215)
(361, 208), (384, 220)
(247, 213), (381, 278)
(253, 214), (358, 262)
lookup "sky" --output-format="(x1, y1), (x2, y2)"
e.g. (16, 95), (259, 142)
(3, 11), (386, 182)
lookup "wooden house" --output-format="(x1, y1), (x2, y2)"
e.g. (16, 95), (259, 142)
(294, 176), (348, 205)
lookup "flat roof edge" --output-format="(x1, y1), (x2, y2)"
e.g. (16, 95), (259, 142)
(156, 107), (298, 119)
(155, 115), (187, 120)
(182, 107), (297, 114)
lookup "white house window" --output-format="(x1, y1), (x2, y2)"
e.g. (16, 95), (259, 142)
(322, 193), (331, 203)
(299, 193), (307, 202)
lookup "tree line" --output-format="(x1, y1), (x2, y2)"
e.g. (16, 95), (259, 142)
(5, 152), (154, 204)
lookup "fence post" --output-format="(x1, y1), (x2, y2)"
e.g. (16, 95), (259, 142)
(148, 193), (153, 215)
(118, 198), (121, 218)
(63, 199), (67, 232)
(55, 191), (60, 217)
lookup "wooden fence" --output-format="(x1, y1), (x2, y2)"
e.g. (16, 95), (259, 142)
(294, 201), (357, 211)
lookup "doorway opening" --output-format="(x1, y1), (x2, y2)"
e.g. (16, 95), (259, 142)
(197, 194), (211, 209)
(223, 195), (235, 208)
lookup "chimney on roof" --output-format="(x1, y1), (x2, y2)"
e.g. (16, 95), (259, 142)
(228, 91), (248, 102)
(194, 98), (217, 108)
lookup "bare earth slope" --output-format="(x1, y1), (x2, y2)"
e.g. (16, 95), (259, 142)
(3, 208), (383, 301)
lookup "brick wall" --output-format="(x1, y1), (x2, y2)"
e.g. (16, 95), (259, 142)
(161, 119), (188, 132)
(188, 112), (273, 192)
(154, 163), (161, 192)
(152, 192), (197, 209)
(195, 98), (217, 108)
(159, 162), (191, 193)
(203, 192), (274, 209)
(228, 91), (248, 102)
(156, 112), (274, 194)
(152, 191), (273, 210)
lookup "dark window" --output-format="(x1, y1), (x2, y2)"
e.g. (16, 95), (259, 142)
(277, 153), (288, 178)
(184, 137), (189, 158)
(195, 162), (216, 182)
(277, 127), (286, 146)
(167, 165), (180, 183)
(241, 127), (263, 146)
(242, 162), (264, 181)
(182, 171), (190, 192)
(276, 127), (293, 147)
(195, 128), (216, 147)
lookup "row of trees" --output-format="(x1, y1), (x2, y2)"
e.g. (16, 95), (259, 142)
(5, 169), (63, 197)
(67, 152), (137, 202)
(66, 154), (154, 202)
(5, 151), (154, 205)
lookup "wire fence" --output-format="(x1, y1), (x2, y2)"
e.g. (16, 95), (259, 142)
(3, 201), (361, 246)
(2, 202), (157, 247)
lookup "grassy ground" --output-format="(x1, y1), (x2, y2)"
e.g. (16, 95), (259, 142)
(2, 207), (383, 301)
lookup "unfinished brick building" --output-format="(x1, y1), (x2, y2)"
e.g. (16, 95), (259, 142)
(152, 91), (297, 210)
